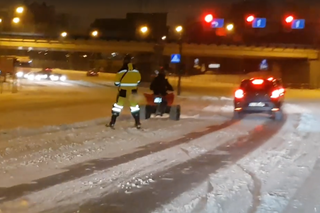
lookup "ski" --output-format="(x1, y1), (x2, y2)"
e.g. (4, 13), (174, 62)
(105, 124), (115, 129)
(105, 124), (141, 130)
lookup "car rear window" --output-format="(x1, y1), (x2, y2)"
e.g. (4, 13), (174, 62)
(240, 80), (274, 92)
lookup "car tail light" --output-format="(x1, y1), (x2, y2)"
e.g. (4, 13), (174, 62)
(252, 79), (264, 84)
(278, 88), (285, 94)
(267, 77), (274, 81)
(235, 89), (244, 98)
(271, 89), (281, 98)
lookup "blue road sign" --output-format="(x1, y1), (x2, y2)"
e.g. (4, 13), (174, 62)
(171, 54), (181, 63)
(291, 19), (305, 29)
(252, 18), (267, 28)
(260, 59), (268, 70)
(211, 18), (224, 28)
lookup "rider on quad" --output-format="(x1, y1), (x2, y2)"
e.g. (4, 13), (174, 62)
(150, 67), (173, 96)
(149, 68), (174, 116)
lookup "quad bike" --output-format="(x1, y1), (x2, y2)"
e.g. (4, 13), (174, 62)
(140, 93), (181, 120)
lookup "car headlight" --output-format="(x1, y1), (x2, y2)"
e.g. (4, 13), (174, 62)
(49, 75), (59, 81)
(16, 71), (23, 77)
(60, 76), (66, 81)
(35, 75), (42, 80)
(27, 74), (35, 80)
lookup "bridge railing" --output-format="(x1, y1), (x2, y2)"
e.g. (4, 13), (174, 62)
(0, 37), (318, 50)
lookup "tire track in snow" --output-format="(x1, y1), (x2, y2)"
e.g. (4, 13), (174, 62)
(237, 164), (262, 213)
(0, 119), (238, 203)
(61, 117), (286, 213)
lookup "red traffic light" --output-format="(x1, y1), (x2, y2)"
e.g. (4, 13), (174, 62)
(246, 15), (254, 22)
(204, 14), (213, 23)
(285, 15), (294, 23)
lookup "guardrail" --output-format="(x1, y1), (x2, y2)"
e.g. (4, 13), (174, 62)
(0, 37), (317, 49)
(0, 37), (318, 59)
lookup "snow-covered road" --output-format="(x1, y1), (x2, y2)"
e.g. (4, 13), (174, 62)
(1, 80), (320, 213)
(0, 96), (319, 213)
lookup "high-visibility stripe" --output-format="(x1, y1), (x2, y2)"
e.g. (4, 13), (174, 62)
(118, 69), (139, 74)
(119, 83), (138, 86)
(112, 103), (123, 113)
(112, 107), (121, 112)
(113, 103), (123, 109)
(130, 105), (140, 112)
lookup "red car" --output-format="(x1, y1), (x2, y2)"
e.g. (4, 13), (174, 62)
(86, 69), (99, 77)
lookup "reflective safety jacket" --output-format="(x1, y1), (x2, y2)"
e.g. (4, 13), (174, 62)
(114, 68), (141, 90)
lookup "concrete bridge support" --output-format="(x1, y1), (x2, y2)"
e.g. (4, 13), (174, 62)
(309, 59), (320, 89)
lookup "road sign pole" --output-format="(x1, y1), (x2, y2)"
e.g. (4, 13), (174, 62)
(177, 38), (182, 96)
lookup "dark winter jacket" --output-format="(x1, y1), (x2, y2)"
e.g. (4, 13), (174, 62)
(150, 73), (173, 96)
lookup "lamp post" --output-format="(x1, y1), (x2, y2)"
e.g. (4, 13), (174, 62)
(140, 26), (148, 34)
(91, 30), (98, 37)
(12, 17), (20, 24)
(175, 25), (183, 96)
(61, 32), (67, 37)
(226, 24), (234, 31)
(15, 7), (24, 14)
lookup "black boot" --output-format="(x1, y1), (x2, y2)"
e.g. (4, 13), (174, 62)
(132, 111), (141, 129)
(108, 114), (118, 128)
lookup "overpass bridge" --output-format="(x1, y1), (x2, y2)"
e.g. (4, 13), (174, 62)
(1, 36), (320, 88)
(0, 37), (318, 59)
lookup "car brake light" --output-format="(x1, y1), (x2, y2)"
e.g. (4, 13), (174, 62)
(271, 89), (281, 98)
(235, 89), (244, 98)
(267, 77), (273, 81)
(278, 88), (285, 93)
(252, 79), (264, 84)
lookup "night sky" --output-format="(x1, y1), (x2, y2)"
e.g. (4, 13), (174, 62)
(3, 0), (317, 30)
(4, 0), (237, 29)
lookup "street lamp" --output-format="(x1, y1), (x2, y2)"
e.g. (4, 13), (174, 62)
(0, 19), (2, 23)
(162, 36), (166, 40)
(91, 30), (98, 37)
(226, 24), (234, 31)
(140, 26), (148, 34)
(175, 26), (183, 33)
(61, 32), (67, 37)
(16, 7), (24, 13)
(12, 17), (20, 24)
(175, 25), (184, 95)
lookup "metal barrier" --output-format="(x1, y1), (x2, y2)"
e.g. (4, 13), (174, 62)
(0, 37), (318, 59)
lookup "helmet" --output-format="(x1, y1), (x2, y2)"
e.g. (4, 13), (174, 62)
(158, 66), (166, 75)
(123, 54), (133, 64)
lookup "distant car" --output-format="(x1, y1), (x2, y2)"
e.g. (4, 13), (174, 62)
(24, 70), (66, 81)
(48, 73), (67, 81)
(87, 69), (99, 76)
(43, 67), (53, 72)
(233, 77), (285, 121)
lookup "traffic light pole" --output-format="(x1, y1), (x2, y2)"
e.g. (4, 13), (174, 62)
(177, 36), (182, 96)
